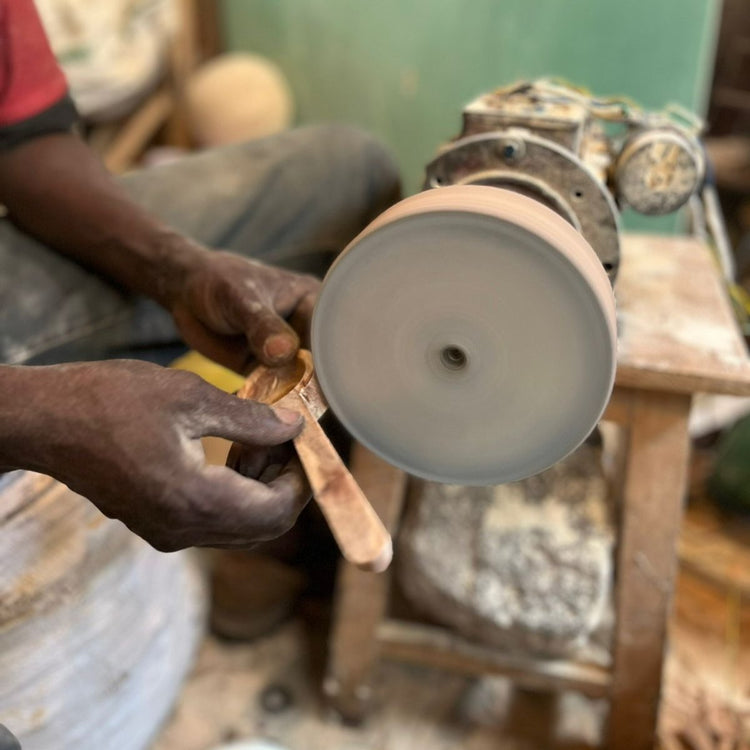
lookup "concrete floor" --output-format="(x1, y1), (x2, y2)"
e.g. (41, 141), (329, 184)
(153, 584), (748, 750)
(152, 621), (606, 750)
(153, 502), (750, 750)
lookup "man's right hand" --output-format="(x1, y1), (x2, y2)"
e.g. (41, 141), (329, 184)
(0, 360), (310, 551)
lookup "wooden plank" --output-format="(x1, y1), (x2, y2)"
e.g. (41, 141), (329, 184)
(377, 620), (612, 699)
(606, 389), (692, 750)
(103, 0), (203, 172)
(616, 364), (750, 397)
(615, 235), (750, 396)
(103, 89), (174, 174)
(165, 0), (201, 149)
(324, 444), (408, 722)
(194, 0), (223, 59)
(602, 386), (634, 425)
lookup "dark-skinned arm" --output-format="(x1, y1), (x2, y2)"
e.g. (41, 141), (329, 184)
(0, 133), (321, 550)
(0, 132), (198, 308)
(0, 359), (309, 551)
(0, 132), (320, 371)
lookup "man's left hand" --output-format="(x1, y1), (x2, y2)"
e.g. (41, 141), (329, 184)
(170, 251), (320, 372)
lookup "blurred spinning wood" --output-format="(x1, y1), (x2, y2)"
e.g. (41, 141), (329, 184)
(312, 185), (617, 485)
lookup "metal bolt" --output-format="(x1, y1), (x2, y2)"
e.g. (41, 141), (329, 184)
(440, 345), (468, 371)
(500, 138), (524, 163)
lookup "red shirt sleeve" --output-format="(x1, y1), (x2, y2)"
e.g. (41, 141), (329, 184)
(0, 0), (69, 126)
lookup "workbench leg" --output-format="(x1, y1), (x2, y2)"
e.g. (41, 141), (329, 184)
(324, 444), (408, 722)
(606, 390), (692, 750)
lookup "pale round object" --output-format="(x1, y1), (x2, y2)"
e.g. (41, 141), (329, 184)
(312, 185), (617, 485)
(186, 53), (294, 146)
(615, 129), (704, 215)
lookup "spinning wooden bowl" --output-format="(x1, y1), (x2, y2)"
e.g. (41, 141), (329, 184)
(311, 185), (618, 485)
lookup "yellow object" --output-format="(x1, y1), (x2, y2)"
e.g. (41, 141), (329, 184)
(171, 351), (243, 465)
(171, 350), (245, 393)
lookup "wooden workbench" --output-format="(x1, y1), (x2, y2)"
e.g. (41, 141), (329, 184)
(324, 234), (750, 749)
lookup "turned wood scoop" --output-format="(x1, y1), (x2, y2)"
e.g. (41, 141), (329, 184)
(227, 349), (392, 573)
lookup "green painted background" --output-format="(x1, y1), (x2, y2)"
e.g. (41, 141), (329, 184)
(221, 0), (721, 229)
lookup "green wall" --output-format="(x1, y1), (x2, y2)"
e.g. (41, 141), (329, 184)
(222, 0), (720, 228)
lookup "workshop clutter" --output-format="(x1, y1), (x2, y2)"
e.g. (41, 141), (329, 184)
(0, 472), (206, 749)
(35, 0), (175, 121)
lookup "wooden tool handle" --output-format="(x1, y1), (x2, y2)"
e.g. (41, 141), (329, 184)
(228, 350), (392, 572)
(287, 391), (393, 573)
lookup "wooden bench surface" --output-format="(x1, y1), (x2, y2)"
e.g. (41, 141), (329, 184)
(614, 234), (750, 396)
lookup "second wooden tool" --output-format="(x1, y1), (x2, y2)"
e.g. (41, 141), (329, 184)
(227, 350), (392, 573)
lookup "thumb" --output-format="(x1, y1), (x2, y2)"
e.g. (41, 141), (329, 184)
(244, 304), (300, 367)
(197, 389), (303, 445)
(289, 290), (317, 349)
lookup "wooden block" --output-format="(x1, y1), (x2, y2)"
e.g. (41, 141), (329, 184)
(615, 235), (750, 396)
(377, 620), (612, 699)
(606, 389), (692, 750)
(324, 445), (408, 721)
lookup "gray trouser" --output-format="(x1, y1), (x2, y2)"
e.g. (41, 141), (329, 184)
(0, 125), (401, 366)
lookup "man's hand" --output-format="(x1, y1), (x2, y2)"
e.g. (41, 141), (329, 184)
(170, 251), (320, 373)
(0, 134), (320, 374)
(0, 360), (311, 551)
